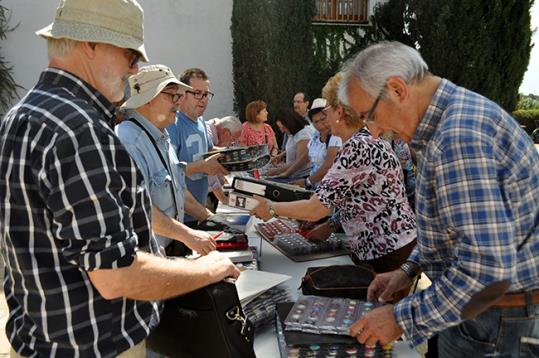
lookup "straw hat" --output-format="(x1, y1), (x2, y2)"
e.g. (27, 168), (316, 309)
(123, 65), (192, 109)
(36, 0), (149, 62)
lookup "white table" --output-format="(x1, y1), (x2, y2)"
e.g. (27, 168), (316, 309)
(218, 210), (421, 358)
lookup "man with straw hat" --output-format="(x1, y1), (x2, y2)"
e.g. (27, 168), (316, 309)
(0, 1), (239, 356)
(116, 64), (218, 255)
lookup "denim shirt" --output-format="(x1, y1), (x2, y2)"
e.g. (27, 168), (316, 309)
(116, 110), (186, 248)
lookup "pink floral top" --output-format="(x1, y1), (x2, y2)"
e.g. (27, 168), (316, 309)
(315, 129), (416, 261)
(239, 122), (276, 152)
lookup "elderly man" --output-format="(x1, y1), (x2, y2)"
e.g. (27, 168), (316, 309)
(340, 41), (539, 357)
(206, 115), (242, 148)
(168, 68), (228, 225)
(204, 115), (242, 208)
(0, 1), (239, 356)
(116, 65), (217, 255)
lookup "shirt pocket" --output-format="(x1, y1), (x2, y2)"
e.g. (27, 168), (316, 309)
(149, 169), (175, 214)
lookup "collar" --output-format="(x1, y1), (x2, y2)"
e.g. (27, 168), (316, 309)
(38, 68), (116, 126)
(126, 109), (169, 143)
(410, 78), (456, 153)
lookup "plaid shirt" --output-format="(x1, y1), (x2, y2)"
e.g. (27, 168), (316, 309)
(0, 68), (157, 357)
(394, 79), (539, 345)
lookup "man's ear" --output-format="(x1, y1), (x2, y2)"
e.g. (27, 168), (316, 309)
(80, 41), (98, 60)
(386, 76), (408, 103)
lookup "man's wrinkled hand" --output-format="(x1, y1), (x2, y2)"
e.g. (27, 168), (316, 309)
(349, 305), (403, 347)
(198, 251), (241, 281)
(367, 269), (411, 303)
(186, 230), (216, 256)
(203, 153), (228, 176)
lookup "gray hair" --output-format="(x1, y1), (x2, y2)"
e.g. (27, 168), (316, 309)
(47, 38), (78, 60)
(214, 115), (242, 134)
(338, 41), (429, 104)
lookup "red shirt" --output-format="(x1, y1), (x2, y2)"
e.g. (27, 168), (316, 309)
(239, 122), (276, 152)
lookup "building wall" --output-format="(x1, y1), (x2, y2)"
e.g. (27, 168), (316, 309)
(1, 0), (235, 119)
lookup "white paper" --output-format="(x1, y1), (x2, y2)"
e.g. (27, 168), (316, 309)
(235, 270), (291, 304)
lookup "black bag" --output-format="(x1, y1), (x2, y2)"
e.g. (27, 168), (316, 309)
(300, 264), (375, 299)
(147, 281), (256, 358)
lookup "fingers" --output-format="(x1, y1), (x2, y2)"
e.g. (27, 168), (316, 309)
(367, 278), (384, 302)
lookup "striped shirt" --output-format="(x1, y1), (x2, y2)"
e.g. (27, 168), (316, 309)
(394, 79), (539, 345)
(0, 68), (157, 357)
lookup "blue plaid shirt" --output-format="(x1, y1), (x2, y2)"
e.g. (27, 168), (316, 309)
(394, 79), (539, 345)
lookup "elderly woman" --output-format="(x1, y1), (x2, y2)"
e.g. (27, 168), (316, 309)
(289, 98), (342, 189)
(251, 73), (416, 273)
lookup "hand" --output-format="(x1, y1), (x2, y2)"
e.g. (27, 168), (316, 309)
(305, 221), (332, 242)
(249, 195), (273, 221)
(202, 153), (229, 176)
(264, 167), (281, 176)
(367, 269), (411, 303)
(270, 152), (284, 164)
(185, 229), (217, 256)
(349, 305), (403, 346)
(289, 179), (306, 188)
(198, 251), (241, 281)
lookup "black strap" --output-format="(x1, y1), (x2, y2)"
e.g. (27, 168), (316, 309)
(125, 117), (179, 217)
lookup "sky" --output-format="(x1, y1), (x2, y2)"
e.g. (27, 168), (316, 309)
(520, 2), (539, 95)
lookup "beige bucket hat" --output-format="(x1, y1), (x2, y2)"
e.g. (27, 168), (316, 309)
(308, 98), (328, 120)
(123, 65), (192, 109)
(36, 0), (149, 62)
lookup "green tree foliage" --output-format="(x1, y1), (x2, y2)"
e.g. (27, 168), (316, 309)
(232, 0), (533, 123)
(409, 0), (533, 112)
(231, 0), (315, 124)
(512, 109), (539, 133)
(0, 3), (19, 114)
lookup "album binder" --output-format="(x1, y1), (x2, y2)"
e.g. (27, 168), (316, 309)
(231, 177), (311, 202)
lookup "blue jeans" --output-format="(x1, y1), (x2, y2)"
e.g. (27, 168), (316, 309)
(438, 298), (539, 357)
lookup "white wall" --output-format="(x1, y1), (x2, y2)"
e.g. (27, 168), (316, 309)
(1, 0), (235, 119)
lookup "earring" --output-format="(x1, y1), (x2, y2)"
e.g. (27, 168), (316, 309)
(335, 119), (340, 123)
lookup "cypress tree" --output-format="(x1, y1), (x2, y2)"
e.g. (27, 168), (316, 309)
(231, 0), (314, 127)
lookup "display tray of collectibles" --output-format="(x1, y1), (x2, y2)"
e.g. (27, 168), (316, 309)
(200, 144), (270, 172)
(255, 219), (350, 262)
(276, 302), (393, 358)
(194, 220), (249, 251)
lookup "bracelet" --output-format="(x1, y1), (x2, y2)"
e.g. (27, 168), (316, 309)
(268, 203), (277, 218)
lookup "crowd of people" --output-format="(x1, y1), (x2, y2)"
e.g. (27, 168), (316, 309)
(0, 0), (537, 357)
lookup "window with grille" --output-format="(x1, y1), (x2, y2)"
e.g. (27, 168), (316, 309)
(313, 0), (369, 24)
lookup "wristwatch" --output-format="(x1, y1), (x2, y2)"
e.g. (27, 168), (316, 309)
(268, 203), (277, 218)
(400, 261), (420, 280)
(304, 177), (312, 190)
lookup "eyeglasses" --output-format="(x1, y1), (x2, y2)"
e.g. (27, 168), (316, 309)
(361, 88), (385, 126)
(312, 112), (327, 126)
(161, 91), (183, 103)
(185, 90), (214, 101)
(126, 49), (141, 69)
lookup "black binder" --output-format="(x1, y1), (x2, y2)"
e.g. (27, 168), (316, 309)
(231, 177), (311, 202)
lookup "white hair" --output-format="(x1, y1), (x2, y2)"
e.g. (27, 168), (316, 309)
(47, 38), (78, 60)
(339, 41), (429, 105)
(214, 115), (242, 134)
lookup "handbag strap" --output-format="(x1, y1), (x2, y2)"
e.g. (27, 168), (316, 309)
(124, 117), (179, 217)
